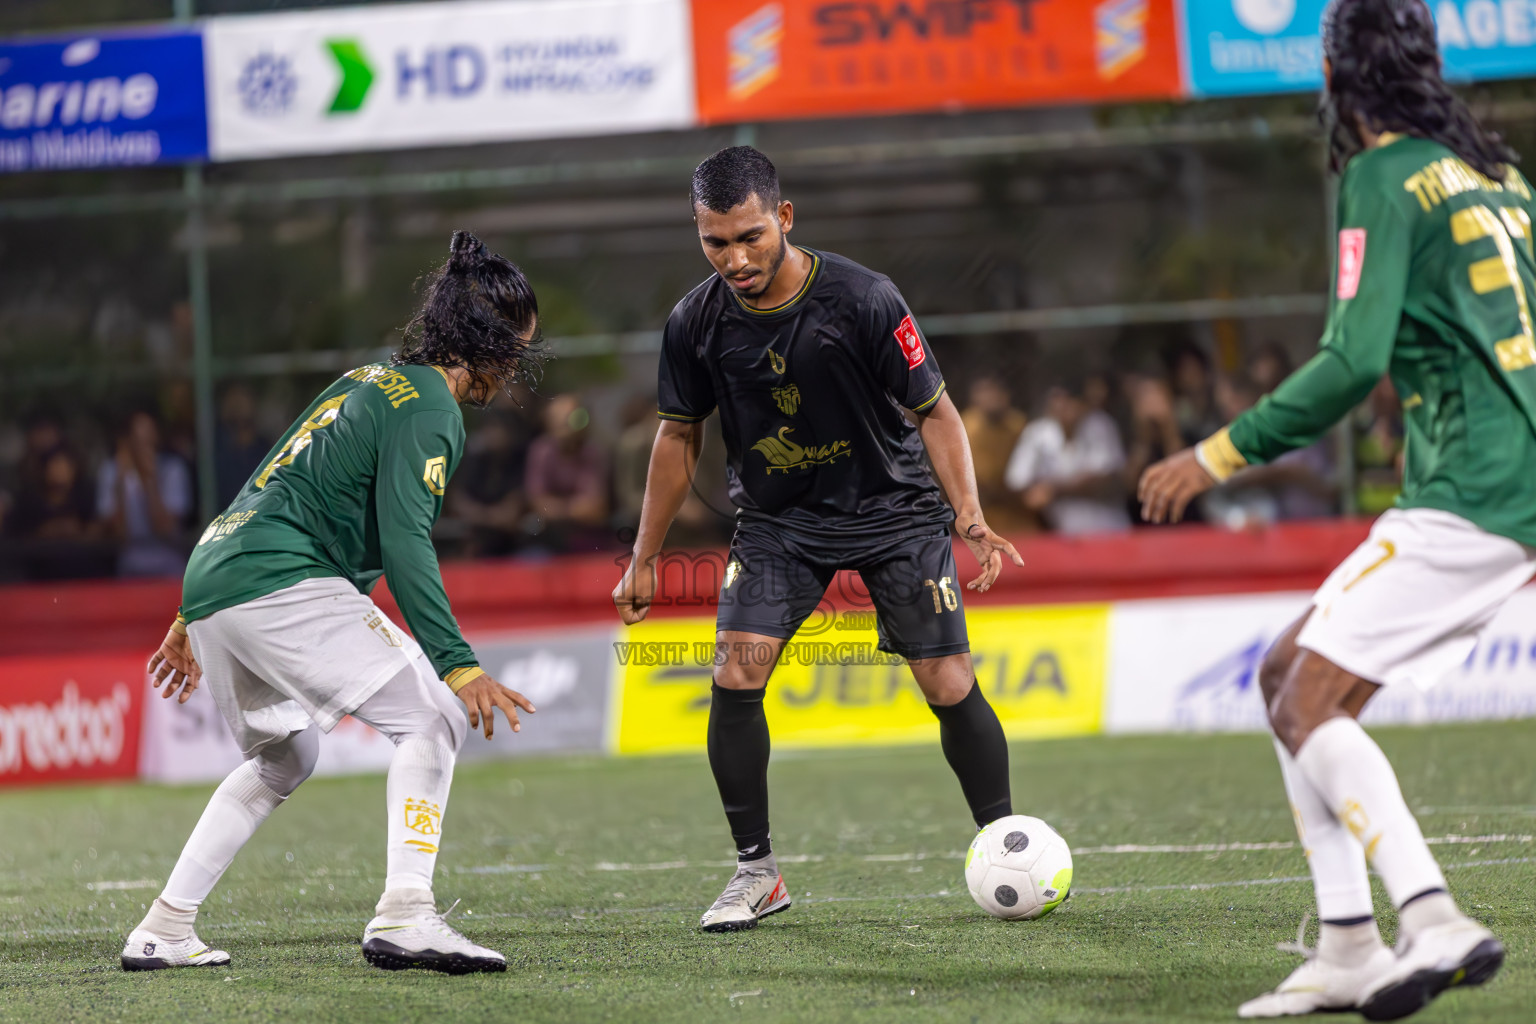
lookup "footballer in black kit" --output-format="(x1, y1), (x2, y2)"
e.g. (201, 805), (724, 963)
(614, 147), (1024, 933)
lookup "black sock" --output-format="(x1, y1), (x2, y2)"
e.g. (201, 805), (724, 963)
(707, 683), (772, 860)
(929, 681), (1012, 828)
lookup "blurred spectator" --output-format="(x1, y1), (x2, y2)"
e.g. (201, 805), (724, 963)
(1005, 377), (1130, 535)
(1248, 341), (1294, 395)
(215, 384), (273, 507)
(1166, 342), (1224, 446)
(960, 375), (1035, 535)
(525, 393), (610, 552)
(97, 410), (192, 577)
(1201, 375), (1336, 528)
(613, 393), (657, 528)
(1354, 377), (1405, 516)
(451, 411), (530, 558)
(5, 445), (110, 580)
(10, 446), (95, 540)
(1122, 372), (1192, 525)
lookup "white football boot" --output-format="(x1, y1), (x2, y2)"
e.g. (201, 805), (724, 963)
(120, 928), (231, 971)
(362, 892), (506, 975)
(699, 854), (790, 933)
(1238, 918), (1396, 1018)
(1357, 917), (1504, 1022)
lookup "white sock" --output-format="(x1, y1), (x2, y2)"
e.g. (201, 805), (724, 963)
(1294, 718), (1448, 909)
(384, 736), (455, 894)
(1272, 735), (1375, 924)
(158, 761), (284, 919)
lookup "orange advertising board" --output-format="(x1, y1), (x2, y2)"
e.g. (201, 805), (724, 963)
(693, 0), (1184, 125)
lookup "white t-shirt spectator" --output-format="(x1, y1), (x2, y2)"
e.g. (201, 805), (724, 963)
(1004, 411), (1131, 535)
(97, 454), (192, 577)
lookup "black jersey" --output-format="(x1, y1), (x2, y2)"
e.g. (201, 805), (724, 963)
(657, 247), (952, 538)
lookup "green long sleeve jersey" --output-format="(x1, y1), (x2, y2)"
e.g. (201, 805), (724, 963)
(1201, 135), (1536, 546)
(180, 363), (481, 687)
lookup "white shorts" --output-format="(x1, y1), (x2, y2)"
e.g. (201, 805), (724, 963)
(1298, 508), (1536, 690)
(188, 577), (438, 757)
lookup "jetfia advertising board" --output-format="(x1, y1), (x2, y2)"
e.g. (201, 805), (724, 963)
(0, 29), (208, 174)
(205, 0), (695, 162)
(1183, 0), (1536, 97)
(692, 0), (1183, 125)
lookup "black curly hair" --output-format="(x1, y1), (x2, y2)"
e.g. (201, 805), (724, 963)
(1321, 0), (1518, 178)
(394, 231), (544, 407)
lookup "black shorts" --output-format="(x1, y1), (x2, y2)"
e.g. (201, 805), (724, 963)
(715, 521), (970, 660)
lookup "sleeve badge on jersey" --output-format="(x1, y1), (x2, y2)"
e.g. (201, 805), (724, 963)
(894, 315), (926, 369)
(423, 456), (447, 496)
(1337, 228), (1367, 300)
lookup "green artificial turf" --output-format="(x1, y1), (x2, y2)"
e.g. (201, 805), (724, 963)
(1, 721), (1533, 1022)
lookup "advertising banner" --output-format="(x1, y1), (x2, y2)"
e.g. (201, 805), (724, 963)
(0, 29), (207, 174)
(0, 653), (143, 785)
(205, 0), (695, 162)
(1183, 1), (1536, 97)
(137, 627), (616, 784)
(692, 0), (1184, 125)
(613, 604), (1108, 756)
(1105, 588), (1536, 734)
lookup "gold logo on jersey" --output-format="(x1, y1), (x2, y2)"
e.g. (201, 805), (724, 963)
(724, 559), (743, 589)
(423, 456), (447, 496)
(404, 798), (442, 836)
(197, 510), (258, 546)
(767, 349), (787, 375)
(751, 426), (851, 473)
(364, 610), (404, 647)
(255, 395), (347, 489)
(771, 384), (800, 415)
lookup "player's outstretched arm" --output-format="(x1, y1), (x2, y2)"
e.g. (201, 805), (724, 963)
(914, 392), (1024, 593)
(148, 616), (201, 704)
(613, 419), (703, 624)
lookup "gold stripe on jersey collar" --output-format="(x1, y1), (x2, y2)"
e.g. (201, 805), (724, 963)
(732, 248), (821, 317)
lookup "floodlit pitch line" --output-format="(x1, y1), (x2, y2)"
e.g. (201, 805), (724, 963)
(83, 880), (159, 891)
(18, 857), (1536, 941)
(446, 835), (1536, 876)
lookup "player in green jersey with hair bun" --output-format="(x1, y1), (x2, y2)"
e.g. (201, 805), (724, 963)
(1141, 1), (1533, 1019)
(123, 231), (542, 976)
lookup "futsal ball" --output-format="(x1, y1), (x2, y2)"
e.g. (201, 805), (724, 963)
(965, 814), (1073, 920)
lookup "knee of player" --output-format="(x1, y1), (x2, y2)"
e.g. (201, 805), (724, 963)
(439, 702), (469, 753)
(251, 725), (320, 797)
(713, 661), (768, 691)
(1266, 693), (1311, 755)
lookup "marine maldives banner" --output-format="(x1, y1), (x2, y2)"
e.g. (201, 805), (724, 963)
(0, 29), (208, 174)
(0, 653), (143, 784)
(1182, 0), (1536, 98)
(205, 0), (696, 162)
(692, 0), (1184, 125)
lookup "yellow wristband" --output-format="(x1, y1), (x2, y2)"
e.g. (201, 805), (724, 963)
(1195, 426), (1249, 483)
(170, 616), (188, 637)
(444, 666), (485, 693)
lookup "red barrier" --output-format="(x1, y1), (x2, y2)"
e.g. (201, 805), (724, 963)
(0, 520), (1372, 659)
(0, 652), (143, 785)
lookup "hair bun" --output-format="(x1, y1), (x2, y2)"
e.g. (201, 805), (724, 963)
(448, 230), (487, 272)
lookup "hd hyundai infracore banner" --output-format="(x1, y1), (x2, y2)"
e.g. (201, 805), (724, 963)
(204, 0), (696, 161)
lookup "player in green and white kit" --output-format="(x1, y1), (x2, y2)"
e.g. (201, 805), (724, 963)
(1140, 2), (1533, 1019)
(122, 232), (542, 975)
